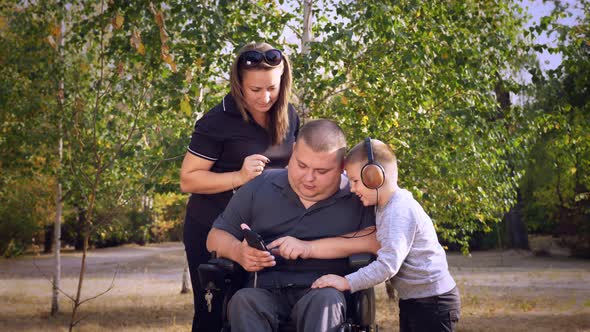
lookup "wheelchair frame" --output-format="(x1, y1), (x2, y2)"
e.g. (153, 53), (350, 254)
(198, 253), (379, 332)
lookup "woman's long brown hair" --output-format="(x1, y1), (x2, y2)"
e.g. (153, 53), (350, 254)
(230, 42), (292, 145)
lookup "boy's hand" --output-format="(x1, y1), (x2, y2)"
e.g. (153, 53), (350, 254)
(267, 236), (312, 259)
(311, 274), (351, 291)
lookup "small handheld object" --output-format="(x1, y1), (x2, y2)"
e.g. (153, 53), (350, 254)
(242, 228), (269, 252)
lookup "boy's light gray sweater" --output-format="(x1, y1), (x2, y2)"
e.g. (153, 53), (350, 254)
(345, 188), (456, 299)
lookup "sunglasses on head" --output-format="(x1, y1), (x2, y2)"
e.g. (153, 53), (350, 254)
(239, 49), (283, 67)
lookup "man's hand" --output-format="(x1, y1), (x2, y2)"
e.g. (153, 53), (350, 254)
(268, 236), (312, 260)
(311, 274), (351, 292)
(237, 239), (276, 272)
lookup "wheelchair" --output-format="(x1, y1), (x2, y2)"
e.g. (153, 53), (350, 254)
(198, 253), (379, 332)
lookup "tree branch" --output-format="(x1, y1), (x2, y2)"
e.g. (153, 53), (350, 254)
(32, 258), (76, 303)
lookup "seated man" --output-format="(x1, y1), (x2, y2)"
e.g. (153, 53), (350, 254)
(206, 119), (377, 332)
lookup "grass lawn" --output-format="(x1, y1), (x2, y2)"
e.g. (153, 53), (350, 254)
(1, 243), (589, 331)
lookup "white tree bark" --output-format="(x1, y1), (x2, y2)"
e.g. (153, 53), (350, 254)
(181, 259), (190, 294)
(301, 0), (313, 121)
(51, 19), (65, 317)
(302, 0), (313, 55)
(51, 182), (62, 315)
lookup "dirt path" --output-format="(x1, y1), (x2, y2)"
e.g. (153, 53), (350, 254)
(0, 242), (186, 280)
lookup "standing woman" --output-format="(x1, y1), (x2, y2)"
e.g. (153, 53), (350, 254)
(180, 42), (299, 332)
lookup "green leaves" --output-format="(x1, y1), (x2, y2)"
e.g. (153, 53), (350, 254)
(289, 0), (534, 251)
(3, 0), (578, 254)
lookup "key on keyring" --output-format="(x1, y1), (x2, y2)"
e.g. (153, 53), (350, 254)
(205, 290), (213, 313)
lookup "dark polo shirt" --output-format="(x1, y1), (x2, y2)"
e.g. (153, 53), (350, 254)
(212, 169), (375, 288)
(185, 94), (299, 228)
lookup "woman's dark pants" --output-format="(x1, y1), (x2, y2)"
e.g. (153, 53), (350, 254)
(184, 222), (222, 332)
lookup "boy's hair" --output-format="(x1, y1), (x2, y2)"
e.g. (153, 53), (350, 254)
(345, 139), (398, 180)
(297, 119), (347, 161)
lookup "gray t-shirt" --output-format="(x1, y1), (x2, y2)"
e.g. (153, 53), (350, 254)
(213, 169), (375, 288)
(345, 188), (456, 299)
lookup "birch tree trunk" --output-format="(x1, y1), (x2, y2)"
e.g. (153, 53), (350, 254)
(51, 18), (65, 317)
(51, 182), (62, 315)
(302, 0), (313, 55)
(181, 260), (190, 294)
(301, 0), (313, 122)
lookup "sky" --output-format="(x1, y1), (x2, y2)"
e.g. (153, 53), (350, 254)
(522, 0), (584, 71)
(277, 0), (585, 105)
(281, 1), (585, 71)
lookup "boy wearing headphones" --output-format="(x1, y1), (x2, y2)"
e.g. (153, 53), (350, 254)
(311, 138), (461, 332)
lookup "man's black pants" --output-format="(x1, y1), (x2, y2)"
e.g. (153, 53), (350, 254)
(399, 286), (461, 332)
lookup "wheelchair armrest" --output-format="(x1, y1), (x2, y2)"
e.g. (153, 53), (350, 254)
(207, 257), (242, 274)
(348, 253), (376, 271)
(350, 287), (376, 328)
(198, 256), (244, 289)
(197, 256), (246, 330)
(347, 253), (377, 330)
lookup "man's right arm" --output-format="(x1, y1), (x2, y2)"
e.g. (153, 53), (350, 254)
(206, 227), (242, 262)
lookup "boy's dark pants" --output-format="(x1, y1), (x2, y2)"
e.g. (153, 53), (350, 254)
(399, 286), (461, 332)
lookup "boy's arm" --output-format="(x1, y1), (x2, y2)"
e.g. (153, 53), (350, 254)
(344, 214), (416, 293)
(267, 226), (379, 260)
(310, 226), (380, 258)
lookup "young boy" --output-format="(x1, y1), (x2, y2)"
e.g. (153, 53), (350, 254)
(311, 138), (461, 332)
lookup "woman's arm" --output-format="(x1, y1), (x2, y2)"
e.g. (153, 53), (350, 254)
(179, 152), (268, 194)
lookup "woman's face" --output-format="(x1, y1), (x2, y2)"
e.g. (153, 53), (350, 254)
(241, 66), (283, 115)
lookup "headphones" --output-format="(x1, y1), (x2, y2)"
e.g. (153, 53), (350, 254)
(361, 137), (385, 189)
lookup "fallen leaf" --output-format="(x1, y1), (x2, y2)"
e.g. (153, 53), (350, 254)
(51, 24), (61, 38)
(185, 69), (193, 83)
(180, 94), (191, 116)
(79, 62), (89, 73)
(161, 52), (173, 64)
(195, 57), (204, 69)
(130, 30), (145, 55)
(117, 62), (124, 77)
(162, 52), (177, 72)
(341, 95), (348, 105)
(112, 14), (124, 29)
(46, 35), (57, 49)
(159, 28), (169, 44)
(0, 16), (7, 31)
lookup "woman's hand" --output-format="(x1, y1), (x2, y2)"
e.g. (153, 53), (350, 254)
(311, 274), (351, 292)
(238, 154), (270, 184)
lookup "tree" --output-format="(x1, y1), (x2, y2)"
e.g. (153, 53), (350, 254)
(522, 0), (590, 257)
(290, 0), (533, 251)
(0, 0), (64, 258)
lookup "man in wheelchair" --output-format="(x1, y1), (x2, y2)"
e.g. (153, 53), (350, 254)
(206, 120), (379, 332)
